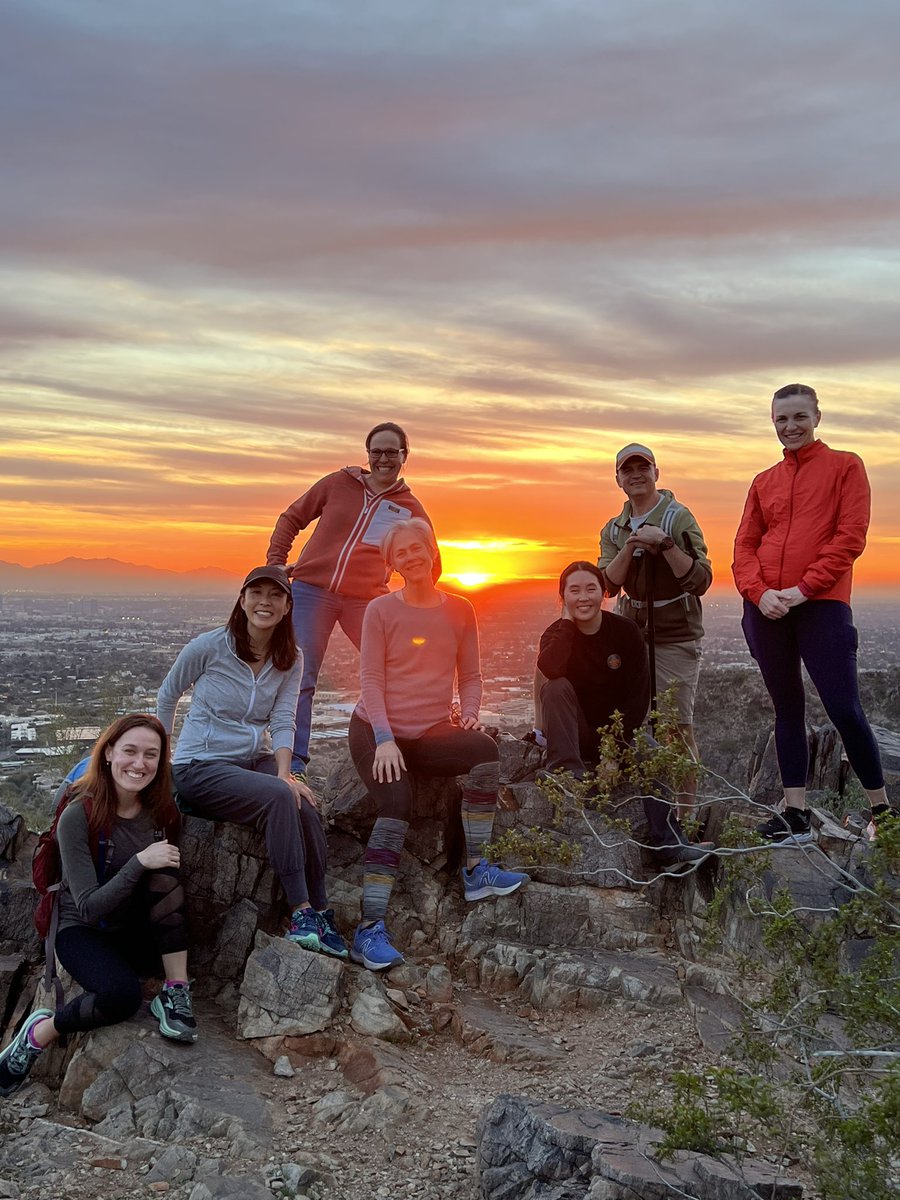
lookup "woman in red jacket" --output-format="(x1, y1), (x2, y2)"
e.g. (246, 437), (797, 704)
(732, 383), (889, 842)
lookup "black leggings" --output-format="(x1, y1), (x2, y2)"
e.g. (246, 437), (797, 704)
(54, 869), (188, 1035)
(742, 599), (884, 790)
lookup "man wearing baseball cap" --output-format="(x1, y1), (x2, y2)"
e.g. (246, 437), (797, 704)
(598, 443), (712, 822)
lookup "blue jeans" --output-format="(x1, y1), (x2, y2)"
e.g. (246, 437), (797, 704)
(291, 580), (370, 769)
(742, 599), (884, 790)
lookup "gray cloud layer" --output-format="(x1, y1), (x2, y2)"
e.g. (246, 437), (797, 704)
(3, 0), (900, 565)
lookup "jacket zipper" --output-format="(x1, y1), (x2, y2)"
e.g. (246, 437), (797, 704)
(778, 455), (799, 588)
(330, 481), (404, 593)
(229, 641), (267, 758)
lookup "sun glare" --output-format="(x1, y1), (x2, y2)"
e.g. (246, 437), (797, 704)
(454, 573), (491, 589)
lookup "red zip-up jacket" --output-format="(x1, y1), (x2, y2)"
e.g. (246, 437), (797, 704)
(732, 440), (870, 607)
(266, 467), (439, 600)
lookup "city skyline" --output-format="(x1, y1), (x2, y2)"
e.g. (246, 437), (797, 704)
(3, 3), (900, 589)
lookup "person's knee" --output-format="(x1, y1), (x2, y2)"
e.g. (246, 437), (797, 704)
(541, 676), (575, 703)
(96, 978), (142, 1025)
(259, 778), (299, 825)
(465, 759), (499, 793)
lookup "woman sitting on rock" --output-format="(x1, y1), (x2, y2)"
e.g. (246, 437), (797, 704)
(538, 561), (710, 867)
(348, 518), (527, 971)
(0, 714), (196, 1099)
(156, 566), (347, 960)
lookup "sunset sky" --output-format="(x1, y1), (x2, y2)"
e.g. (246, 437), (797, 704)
(3, 1), (900, 591)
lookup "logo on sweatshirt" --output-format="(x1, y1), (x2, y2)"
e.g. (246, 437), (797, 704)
(607, 654), (622, 670)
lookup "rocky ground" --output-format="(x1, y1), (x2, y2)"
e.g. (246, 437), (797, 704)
(0, 973), (767, 1200)
(1, 725), (897, 1200)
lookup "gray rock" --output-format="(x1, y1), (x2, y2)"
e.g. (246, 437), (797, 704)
(146, 1144), (199, 1184)
(350, 990), (411, 1042)
(460, 881), (663, 954)
(238, 931), (345, 1038)
(474, 942), (681, 1012)
(192, 897), (261, 992)
(273, 1054), (295, 1077)
(425, 963), (453, 1003)
(189, 1179), (272, 1200)
(477, 1095), (804, 1199)
(452, 993), (565, 1064)
(0, 804), (25, 862)
(0, 1118), (161, 1176)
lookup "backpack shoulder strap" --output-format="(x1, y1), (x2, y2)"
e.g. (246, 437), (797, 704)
(659, 499), (685, 537)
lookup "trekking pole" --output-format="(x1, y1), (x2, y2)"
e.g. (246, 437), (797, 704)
(646, 551), (657, 736)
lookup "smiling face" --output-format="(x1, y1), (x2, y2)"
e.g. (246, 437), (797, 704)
(239, 581), (291, 636)
(562, 569), (604, 627)
(389, 526), (435, 584)
(105, 725), (162, 804)
(615, 455), (660, 505)
(366, 428), (406, 491)
(772, 393), (820, 450)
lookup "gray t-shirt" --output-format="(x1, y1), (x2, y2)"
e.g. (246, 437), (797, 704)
(56, 799), (158, 934)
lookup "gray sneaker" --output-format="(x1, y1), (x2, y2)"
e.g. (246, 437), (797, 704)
(0, 1008), (53, 1097)
(150, 984), (198, 1043)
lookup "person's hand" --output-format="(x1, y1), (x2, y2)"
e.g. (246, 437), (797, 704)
(459, 715), (484, 731)
(629, 526), (666, 554)
(373, 741), (406, 782)
(776, 586), (808, 609)
(758, 588), (789, 619)
(137, 840), (181, 869)
(280, 772), (318, 809)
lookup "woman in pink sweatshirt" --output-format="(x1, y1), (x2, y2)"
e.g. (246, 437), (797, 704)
(266, 423), (438, 774)
(347, 518), (527, 970)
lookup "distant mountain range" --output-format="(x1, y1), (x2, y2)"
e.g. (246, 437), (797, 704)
(0, 557), (241, 595)
(0, 556), (561, 601)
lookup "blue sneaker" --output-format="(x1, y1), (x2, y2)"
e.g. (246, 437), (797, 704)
(0, 1008), (53, 1098)
(285, 906), (321, 952)
(462, 858), (529, 902)
(350, 920), (404, 971)
(316, 909), (349, 959)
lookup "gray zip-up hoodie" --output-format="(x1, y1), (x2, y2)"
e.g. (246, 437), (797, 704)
(157, 627), (301, 764)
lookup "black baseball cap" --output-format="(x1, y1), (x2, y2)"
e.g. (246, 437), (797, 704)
(240, 565), (292, 595)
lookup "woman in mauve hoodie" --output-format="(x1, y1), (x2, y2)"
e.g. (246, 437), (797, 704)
(733, 383), (890, 843)
(266, 422), (438, 773)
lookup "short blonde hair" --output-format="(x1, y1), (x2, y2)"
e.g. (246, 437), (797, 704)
(380, 517), (438, 566)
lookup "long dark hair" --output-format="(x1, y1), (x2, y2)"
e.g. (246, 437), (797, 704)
(227, 592), (298, 673)
(558, 560), (605, 597)
(72, 714), (176, 832)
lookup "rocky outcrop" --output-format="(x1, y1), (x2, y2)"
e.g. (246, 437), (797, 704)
(238, 931), (345, 1038)
(476, 1094), (804, 1199)
(0, 723), (896, 1199)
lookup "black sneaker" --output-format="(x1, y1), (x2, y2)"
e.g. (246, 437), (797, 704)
(756, 806), (813, 844)
(151, 983), (198, 1043)
(651, 838), (715, 873)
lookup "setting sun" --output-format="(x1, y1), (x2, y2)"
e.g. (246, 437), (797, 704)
(453, 573), (492, 589)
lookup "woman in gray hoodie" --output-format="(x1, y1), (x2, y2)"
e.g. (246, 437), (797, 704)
(157, 566), (347, 959)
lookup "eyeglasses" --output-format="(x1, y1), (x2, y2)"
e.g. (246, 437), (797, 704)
(368, 448), (403, 460)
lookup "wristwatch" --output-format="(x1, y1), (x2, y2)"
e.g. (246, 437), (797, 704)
(659, 535), (675, 551)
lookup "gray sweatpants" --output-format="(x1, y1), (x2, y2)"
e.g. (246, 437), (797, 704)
(173, 756), (328, 909)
